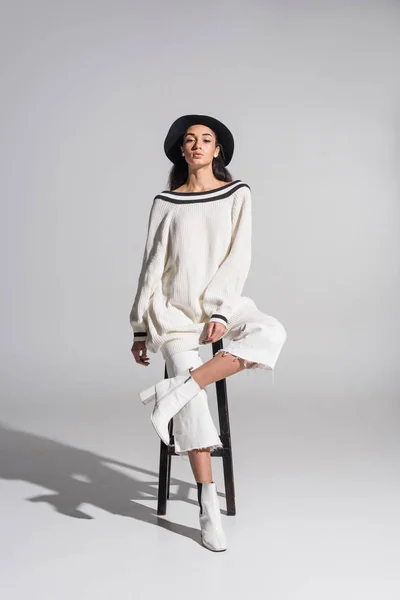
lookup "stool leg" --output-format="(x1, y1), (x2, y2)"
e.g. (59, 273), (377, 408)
(166, 420), (173, 499)
(222, 448), (236, 516)
(213, 339), (236, 516)
(157, 362), (171, 515)
(157, 438), (169, 515)
(215, 377), (236, 515)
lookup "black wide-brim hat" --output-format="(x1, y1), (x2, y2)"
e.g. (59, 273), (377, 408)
(164, 114), (234, 166)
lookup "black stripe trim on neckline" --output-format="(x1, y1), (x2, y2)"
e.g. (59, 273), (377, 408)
(164, 179), (240, 196)
(154, 180), (251, 204)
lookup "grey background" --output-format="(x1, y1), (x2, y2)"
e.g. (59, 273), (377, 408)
(1, 1), (399, 598)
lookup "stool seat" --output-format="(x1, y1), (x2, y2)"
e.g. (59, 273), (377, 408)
(157, 338), (236, 516)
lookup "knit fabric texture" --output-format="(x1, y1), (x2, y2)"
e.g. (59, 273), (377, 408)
(129, 179), (255, 357)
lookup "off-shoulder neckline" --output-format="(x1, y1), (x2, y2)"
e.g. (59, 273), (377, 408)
(162, 179), (242, 196)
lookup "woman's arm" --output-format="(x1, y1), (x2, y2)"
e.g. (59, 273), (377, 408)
(129, 198), (169, 343)
(201, 186), (252, 326)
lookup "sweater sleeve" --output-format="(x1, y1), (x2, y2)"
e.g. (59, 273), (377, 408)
(129, 198), (169, 343)
(201, 186), (252, 326)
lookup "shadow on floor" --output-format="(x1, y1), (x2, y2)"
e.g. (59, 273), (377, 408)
(0, 421), (226, 546)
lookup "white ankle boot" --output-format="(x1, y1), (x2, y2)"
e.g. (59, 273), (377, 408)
(197, 481), (227, 552)
(139, 368), (202, 446)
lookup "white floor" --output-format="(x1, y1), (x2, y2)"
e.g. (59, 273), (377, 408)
(1, 363), (399, 600)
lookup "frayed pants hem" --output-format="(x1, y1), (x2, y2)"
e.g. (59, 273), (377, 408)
(173, 440), (223, 457)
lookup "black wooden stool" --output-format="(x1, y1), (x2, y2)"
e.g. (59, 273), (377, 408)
(156, 338), (236, 516)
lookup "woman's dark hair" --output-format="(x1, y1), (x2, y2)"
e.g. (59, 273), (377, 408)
(166, 127), (233, 191)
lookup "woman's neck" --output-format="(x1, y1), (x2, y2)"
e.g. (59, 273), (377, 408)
(183, 171), (225, 193)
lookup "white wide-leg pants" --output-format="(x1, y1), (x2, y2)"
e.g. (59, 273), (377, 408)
(163, 306), (287, 457)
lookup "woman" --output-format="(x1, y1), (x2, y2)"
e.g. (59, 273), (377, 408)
(129, 114), (287, 552)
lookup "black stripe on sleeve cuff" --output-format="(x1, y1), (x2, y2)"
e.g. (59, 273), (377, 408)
(209, 313), (228, 324)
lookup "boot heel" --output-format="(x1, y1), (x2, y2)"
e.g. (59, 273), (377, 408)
(139, 384), (156, 405)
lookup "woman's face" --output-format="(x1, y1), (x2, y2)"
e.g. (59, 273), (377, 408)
(181, 124), (220, 166)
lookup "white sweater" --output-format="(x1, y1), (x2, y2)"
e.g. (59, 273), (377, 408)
(129, 179), (255, 357)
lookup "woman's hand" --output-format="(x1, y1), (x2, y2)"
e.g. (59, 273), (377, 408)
(202, 321), (227, 344)
(131, 340), (150, 366)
